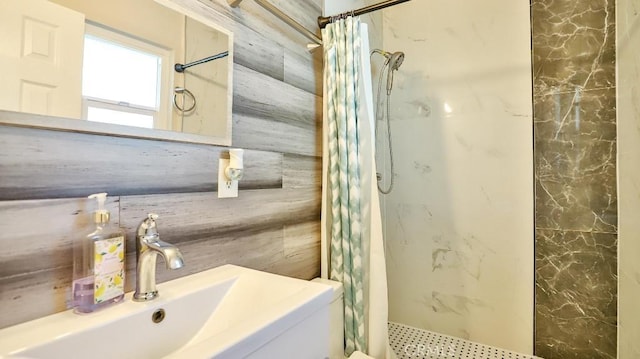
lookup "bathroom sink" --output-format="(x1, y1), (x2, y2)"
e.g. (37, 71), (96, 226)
(0, 265), (332, 359)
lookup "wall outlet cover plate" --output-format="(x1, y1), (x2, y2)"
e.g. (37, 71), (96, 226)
(218, 158), (238, 198)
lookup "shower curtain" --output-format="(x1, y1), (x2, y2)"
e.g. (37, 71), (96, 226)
(321, 17), (394, 359)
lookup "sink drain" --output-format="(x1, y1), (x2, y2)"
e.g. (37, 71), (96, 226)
(152, 309), (166, 323)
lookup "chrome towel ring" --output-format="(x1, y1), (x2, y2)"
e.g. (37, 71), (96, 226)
(173, 87), (196, 113)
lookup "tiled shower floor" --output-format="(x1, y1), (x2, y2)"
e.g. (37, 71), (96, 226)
(388, 322), (541, 359)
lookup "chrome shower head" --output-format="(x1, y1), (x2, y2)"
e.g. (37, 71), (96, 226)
(371, 49), (405, 70)
(388, 51), (405, 71)
(371, 49), (406, 95)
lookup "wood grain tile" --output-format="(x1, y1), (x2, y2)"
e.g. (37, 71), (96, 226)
(0, 125), (282, 200)
(233, 64), (321, 127)
(232, 113), (320, 157)
(283, 154), (322, 188)
(118, 188), (320, 243)
(269, 221), (321, 280)
(284, 48), (323, 96)
(0, 197), (119, 277)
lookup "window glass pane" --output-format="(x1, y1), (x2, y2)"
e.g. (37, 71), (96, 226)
(87, 107), (154, 129)
(83, 35), (160, 108)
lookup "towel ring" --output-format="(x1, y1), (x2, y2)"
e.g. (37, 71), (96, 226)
(173, 87), (196, 112)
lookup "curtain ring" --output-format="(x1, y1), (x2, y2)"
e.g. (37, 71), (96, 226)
(173, 87), (196, 113)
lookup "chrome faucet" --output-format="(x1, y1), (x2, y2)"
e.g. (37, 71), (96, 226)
(133, 213), (184, 302)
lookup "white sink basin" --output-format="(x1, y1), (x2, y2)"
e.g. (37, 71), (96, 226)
(0, 265), (332, 359)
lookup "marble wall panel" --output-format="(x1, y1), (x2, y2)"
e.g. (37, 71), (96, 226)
(533, 88), (617, 233)
(531, 0), (617, 357)
(535, 230), (617, 359)
(531, 0), (616, 94)
(380, 0), (534, 354)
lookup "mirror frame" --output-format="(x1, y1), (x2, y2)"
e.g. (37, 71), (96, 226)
(0, 0), (234, 146)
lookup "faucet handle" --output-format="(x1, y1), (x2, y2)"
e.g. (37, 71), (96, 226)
(137, 213), (160, 238)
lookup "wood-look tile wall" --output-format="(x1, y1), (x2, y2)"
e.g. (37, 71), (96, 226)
(0, 0), (323, 329)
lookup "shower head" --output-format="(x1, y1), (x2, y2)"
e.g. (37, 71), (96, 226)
(388, 51), (405, 71)
(371, 49), (405, 70)
(371, 49), (406, 95)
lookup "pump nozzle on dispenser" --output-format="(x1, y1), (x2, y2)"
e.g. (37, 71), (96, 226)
(88, 192), (110, 224)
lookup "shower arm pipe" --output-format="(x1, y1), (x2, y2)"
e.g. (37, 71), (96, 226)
(318, 0), (412, 29)
(228, 0), (322, 45)
(174, 51), (229, 73)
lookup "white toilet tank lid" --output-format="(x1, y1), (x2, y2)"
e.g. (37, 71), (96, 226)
(311, 277), (343, 301)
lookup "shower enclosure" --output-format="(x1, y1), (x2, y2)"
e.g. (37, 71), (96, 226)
(325, 0), (637, 357)
(368, 0), (637, 357)
(377, 0), (534, 354)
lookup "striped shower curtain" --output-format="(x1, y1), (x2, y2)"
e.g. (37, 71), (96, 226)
(322, 16), (366, 356)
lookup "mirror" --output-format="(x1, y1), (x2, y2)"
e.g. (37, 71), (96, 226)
(0, 0), (233, 146)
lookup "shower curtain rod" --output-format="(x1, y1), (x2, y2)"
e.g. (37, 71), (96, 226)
(318, 0), (411, 29)
(228, 0), (411, 45)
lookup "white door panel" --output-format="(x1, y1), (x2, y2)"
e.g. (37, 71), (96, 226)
(0, 0), (84, 119)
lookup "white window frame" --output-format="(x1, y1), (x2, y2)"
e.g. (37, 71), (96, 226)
(82, 22), (173, 130)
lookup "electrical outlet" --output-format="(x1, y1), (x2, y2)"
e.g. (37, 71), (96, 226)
(218, 158), (238, 198)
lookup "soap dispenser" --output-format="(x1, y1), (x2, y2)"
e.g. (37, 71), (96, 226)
(72, 193), (126, 313)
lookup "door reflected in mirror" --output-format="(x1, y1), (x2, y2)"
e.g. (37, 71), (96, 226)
(0, 0), (233, 145)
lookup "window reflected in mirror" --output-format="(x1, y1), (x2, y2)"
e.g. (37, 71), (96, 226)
(82, 25), (168, 129)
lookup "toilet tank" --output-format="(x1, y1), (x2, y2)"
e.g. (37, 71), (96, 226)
(312, 278), (344, 359)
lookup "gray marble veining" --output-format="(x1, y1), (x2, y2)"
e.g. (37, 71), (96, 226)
(534, 88), (617, 233)
(535, 230), (617, 359)
(531, 0), (617, 357)
(531, 0), (616, 95)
